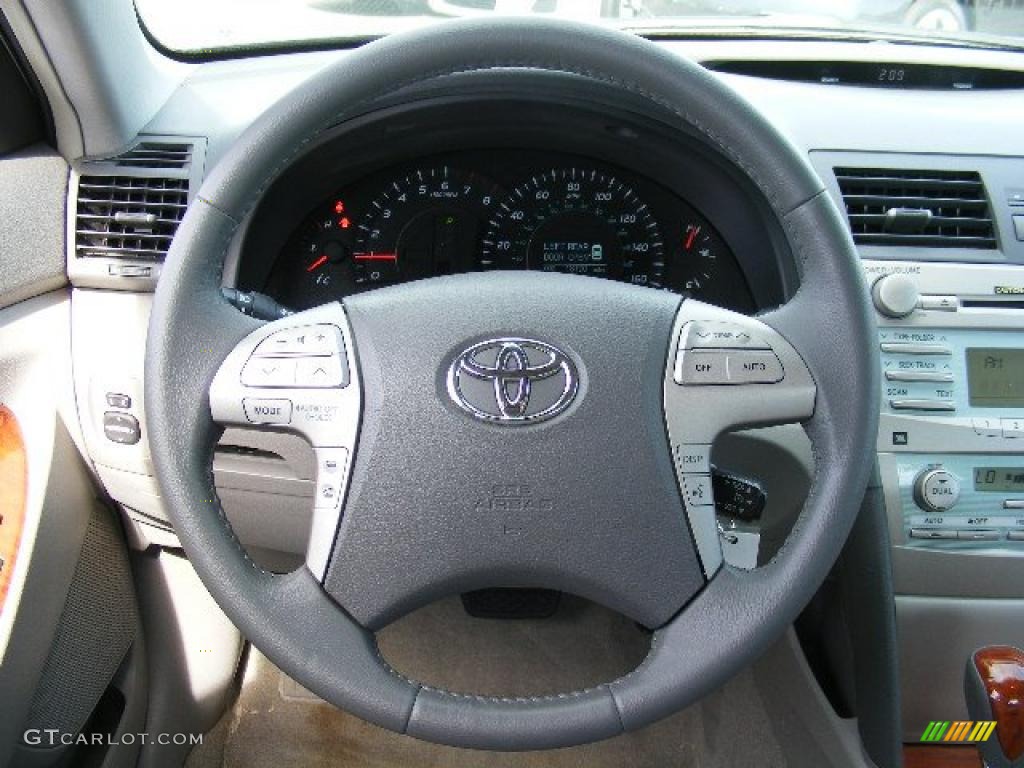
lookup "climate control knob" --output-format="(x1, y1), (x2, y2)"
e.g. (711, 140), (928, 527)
(913, 467), (960, 513)
(872, 274), (919, 318)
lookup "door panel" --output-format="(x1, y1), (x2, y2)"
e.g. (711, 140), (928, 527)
(0, 292), (99, 766)
(0, 405), (27, 611)
(0, 130), (144, 764)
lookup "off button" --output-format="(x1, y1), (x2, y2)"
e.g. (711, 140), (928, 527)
(674, 350), (729, 384)
(243, 398), (292, 425)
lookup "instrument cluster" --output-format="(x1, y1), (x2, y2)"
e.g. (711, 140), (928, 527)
(264, 150), (756, 313)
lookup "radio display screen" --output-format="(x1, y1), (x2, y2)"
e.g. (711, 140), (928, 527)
(966, 348), (1024, 408)
(974, 467), (1024, 492)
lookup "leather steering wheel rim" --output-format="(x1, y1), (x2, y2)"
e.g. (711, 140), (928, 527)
(146, 17), (878, 751)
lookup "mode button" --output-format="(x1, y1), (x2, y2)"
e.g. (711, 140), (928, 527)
(242, 398), (292, 425)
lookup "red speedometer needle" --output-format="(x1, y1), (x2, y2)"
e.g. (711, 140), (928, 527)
(354, 252), (398, 261)
(684, 226), (701, 251)
(306, 254), (329, 272)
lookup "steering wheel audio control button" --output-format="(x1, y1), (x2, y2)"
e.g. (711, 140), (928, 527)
(242, 398), (293, 425)
(254, 324), (343, 357)
(242, 358), (297, 387)
(210, 304), (362, 578)
(296, 356), (347, 388)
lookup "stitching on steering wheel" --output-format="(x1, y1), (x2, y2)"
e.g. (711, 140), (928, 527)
(190, 52), (826, 711)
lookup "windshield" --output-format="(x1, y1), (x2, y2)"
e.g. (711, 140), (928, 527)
(137, 0), (1024, 54)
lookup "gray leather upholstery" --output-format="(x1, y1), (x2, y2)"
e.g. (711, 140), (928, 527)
(329, 272), (702, 630)
(145, 17), (877, 749)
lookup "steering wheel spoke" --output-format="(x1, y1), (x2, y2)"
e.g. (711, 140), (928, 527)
(663, 299), (816, 576)
(208, 301), (362, 579)
(146, 19), (877, 751)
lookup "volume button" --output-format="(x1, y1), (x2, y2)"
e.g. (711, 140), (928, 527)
(872, 274), (919, 318)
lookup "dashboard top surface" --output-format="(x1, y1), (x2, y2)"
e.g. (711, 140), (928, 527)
(137, 38), (1024, 174)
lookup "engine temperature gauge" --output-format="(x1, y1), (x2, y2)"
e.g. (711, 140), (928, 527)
(663, 212), (754, 312)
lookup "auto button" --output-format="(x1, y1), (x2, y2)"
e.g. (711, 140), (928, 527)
(727, 351), (784, 384)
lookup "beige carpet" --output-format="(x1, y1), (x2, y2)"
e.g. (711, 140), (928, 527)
(187, 597), (786, 768)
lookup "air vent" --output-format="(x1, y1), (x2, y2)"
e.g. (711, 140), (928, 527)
(75, 175), (188, 261)
(114, 141), (193, 170)
(835, 168), (996, 249)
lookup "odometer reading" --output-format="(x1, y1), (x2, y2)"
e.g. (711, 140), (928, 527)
(265, 152), (757, 313)
(480, 168), (665, 288)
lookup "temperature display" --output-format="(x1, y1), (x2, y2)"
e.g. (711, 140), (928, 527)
(974, 467), (1024, 493)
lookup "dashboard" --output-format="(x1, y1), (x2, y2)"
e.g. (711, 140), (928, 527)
(48, 26), (1024, 752)
(262, 150), (755, 312)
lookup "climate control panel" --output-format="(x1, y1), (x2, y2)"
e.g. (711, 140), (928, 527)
(866, 260), (1024, 555)
(890, 455), (1024, 548)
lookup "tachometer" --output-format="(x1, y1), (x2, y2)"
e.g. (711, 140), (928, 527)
(350, 165), (502, 287)
(480, 168), (665, 288)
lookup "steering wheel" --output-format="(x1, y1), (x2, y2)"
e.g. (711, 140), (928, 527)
(146, 18), (877, 751)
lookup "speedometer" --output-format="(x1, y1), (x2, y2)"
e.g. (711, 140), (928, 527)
(480, 168), (665, 288)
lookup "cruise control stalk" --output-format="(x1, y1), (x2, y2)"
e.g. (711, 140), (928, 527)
(221, 288), (293, 321)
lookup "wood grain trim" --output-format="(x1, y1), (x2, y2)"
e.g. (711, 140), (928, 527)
(0, 405), (28, 612)
(904, 745), (981, 768)
(975, 645), (1024, 761)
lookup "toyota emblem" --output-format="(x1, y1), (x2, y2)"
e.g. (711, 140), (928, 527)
(446, 338), (578, 424)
